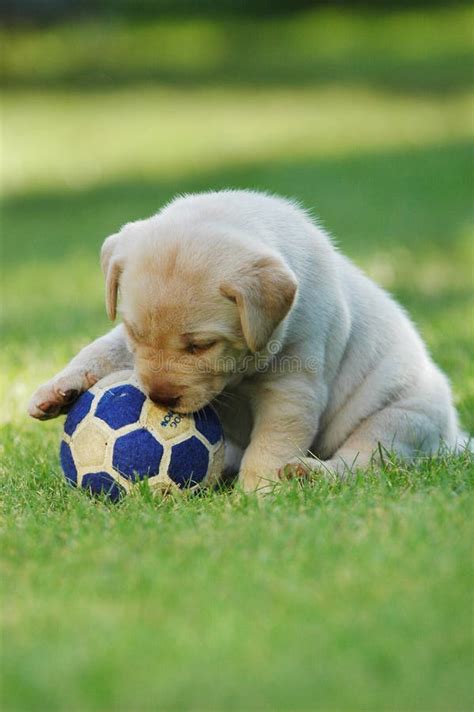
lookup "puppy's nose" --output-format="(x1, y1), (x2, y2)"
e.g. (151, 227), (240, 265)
(155, 395), (179, 408)
(148, 388), (180, 409)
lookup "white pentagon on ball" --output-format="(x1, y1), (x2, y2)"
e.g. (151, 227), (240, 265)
(60, 370), (225, 501)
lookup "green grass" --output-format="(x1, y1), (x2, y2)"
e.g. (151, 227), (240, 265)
(1, 451), (473, 711)
(1, 5), (473, 711)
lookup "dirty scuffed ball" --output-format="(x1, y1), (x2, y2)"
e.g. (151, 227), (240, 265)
(60, 371), (225, 502)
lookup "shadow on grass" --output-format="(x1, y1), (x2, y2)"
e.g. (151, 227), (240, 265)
(3, 138), (473, 266)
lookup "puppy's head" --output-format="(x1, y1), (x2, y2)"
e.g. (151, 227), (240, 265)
(101, 218), (297, 412)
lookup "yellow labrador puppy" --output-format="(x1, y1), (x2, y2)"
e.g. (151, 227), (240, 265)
(29, 190), (463, 491)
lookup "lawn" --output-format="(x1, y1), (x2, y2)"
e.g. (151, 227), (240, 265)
(1, 6), (473, 711)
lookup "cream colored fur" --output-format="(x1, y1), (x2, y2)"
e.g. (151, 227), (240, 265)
(29, 190), (464, 491)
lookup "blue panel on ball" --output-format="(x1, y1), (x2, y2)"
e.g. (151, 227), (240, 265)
(112, 428), (163, 481)
(168, 436), (209, 488)
(64, 390), (94, 436)
(60, 440), (77, 485)
(194, 406), (223, 445)
(81, 472), (124, 503)
(95, 385), (146, 430)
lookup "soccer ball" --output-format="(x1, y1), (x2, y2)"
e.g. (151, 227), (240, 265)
(60, 370), (225, 501)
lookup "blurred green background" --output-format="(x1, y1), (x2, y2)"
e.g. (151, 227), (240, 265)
(1, 3), (473, 711)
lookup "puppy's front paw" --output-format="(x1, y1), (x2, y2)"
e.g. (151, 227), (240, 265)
(28, 370), (98, 420)
(237, 467), (279, 495)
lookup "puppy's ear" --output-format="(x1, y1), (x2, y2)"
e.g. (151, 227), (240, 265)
(220, 255), (297, 352)
(100, 233), (123, 321)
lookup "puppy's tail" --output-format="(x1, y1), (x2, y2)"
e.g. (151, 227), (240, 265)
(454, 430), (474, 454)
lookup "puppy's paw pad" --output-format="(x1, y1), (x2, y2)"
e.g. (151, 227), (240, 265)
(279, 462), (310, 480)
(28, 392), (63, 419)
(35, 400), (63, 419)
(57, 388), (79, 402)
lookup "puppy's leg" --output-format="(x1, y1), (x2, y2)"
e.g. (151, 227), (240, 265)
(238, 376), (320, 493)
(28, 325), (132, 419)
(283, 403), (445, 480)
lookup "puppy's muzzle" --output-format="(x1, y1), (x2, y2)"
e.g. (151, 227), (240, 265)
(147, 384), (183, 409)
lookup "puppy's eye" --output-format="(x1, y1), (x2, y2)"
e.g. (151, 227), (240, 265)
(186, 341), (217, 355)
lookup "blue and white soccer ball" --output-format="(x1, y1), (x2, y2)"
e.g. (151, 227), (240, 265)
(60, 370), (225, 501)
